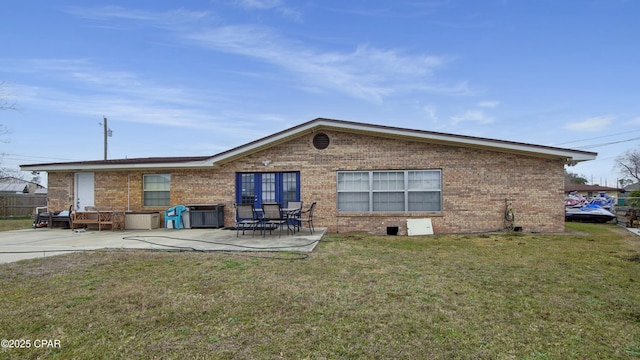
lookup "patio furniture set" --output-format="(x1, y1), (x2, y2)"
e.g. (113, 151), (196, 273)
(71, 207), (125, 231)
(234, 201), (316, 237)
(33, 201), (315, 235)
(33, 207), (125, 231)
(33, 206), (133, 231)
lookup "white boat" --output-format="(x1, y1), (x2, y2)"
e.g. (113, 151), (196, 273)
(565, 204), (616, 223)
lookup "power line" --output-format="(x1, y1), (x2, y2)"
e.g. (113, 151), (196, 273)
(553, 129), (640, 146)
(573, 136), (640, 150)
(0, 153), (76, 162)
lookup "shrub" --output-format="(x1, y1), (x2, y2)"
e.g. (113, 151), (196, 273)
(627, 190), (640, 208)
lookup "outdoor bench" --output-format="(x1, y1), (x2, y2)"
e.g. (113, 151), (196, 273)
(71, 209), (124, 231)
(71, 211), (99, 230)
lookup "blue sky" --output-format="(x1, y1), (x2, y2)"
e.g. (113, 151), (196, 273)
(1, 0), (639, 187)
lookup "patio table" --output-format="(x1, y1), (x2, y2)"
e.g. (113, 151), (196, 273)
(253, 207), (300, 234)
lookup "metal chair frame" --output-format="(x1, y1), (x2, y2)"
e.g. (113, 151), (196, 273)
(296, 202), (316, 234)
(235, 203), (259, 237)
(261, 203), (288, 237)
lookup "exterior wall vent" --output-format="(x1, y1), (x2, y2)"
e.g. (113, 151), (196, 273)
(313, 133), (330, 150)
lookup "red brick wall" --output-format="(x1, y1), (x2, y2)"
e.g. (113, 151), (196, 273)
(45, 129), (566, 234)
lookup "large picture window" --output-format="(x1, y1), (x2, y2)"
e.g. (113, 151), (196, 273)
(337, 170), (441, 212)
(143, 174), (171, 207)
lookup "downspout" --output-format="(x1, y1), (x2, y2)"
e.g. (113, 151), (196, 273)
(127, 172), (131, 211)
(69, 173), (73, 210)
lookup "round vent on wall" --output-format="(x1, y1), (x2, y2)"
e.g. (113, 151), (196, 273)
(313, 133), (330, 150)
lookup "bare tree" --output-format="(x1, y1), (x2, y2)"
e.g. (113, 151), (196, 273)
(0, 81), (14, 143)
(615, 147), (640, 183)
(0, 81), (16, 177)
(564, 169), (588, 185)
(0, 81), (15, 111)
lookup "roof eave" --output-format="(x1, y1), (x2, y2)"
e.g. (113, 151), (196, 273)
(325, 120), (598, 161)
(209, 119), (597, 164)
(20, 159), (216, 172)
(19, 118), (597, 171)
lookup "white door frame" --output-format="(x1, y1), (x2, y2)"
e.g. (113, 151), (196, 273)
(74, 172), (95, 211)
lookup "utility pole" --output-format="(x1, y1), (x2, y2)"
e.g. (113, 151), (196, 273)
(103, 116), (107, 160)
(99, 116), (113, 160)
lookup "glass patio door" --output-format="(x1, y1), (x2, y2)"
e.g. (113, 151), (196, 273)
(236, 172), (299, 208)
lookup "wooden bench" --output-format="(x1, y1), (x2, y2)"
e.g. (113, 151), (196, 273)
(71, 211), (99, 230)
(72, 209), (125, 231)
(97, 210), (125, 231)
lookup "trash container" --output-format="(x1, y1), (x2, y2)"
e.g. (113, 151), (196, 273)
(188, 204), (225, 228)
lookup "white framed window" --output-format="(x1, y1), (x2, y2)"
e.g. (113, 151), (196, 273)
(143, 174), (171, 207)
(337, 170), (441, 212)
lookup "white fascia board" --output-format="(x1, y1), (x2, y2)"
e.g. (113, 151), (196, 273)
(211, 119), (595, 163)
(313, 120), (597, 162)
(20, 119), (596, 171)
(20, 159), (215, 172)
(209, 122), (320, 163)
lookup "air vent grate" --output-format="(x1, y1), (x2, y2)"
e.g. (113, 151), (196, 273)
(313, 133), (330, 150)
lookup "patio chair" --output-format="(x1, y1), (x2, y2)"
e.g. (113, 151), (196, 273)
(235, 203), (259, 237)
(261, 203), (288, 237)
(295, 202), (316, 234)
(287, 201), (303, 232)
(164, 205), (187, 230)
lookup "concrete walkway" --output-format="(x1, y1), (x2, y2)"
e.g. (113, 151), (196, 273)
(0, 227), (325, 263)
(627, 227), (640, 236)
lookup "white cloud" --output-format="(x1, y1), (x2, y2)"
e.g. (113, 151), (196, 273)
(626, 117), (640, 125)
(477, 100), (499, 108)
(422, 105), (438, 122)
(235, 0), (301, 21)
(451, 109), (495, 124)
(63, 6), (468, 103)
(564, 115), (615, 132)
(66, 6), (211, 29)
(8, 59), (229, 131)
(185, 26), (456, 102)
(237, 0), (283, 9)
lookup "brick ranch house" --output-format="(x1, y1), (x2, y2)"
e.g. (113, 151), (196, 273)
(21, 118), (596, 235)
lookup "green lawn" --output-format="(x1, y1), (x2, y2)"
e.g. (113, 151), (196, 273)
(0, 223), (639, 359)
(0, 217), (33, 231)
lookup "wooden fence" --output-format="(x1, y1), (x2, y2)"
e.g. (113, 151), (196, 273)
(0, 194), (47, 218)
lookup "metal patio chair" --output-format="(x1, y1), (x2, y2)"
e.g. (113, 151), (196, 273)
(295, 202), (316, 234)
(286, 201), (304, 232)
(261, 203), (288, 237)
(235, 203), (259, 237)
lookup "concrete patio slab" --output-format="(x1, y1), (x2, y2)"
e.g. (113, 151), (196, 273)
(0, 227), (325, 263)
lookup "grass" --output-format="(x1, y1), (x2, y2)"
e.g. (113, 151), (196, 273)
(0, 217), (33, 231)
(0, 222), (639, 359)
